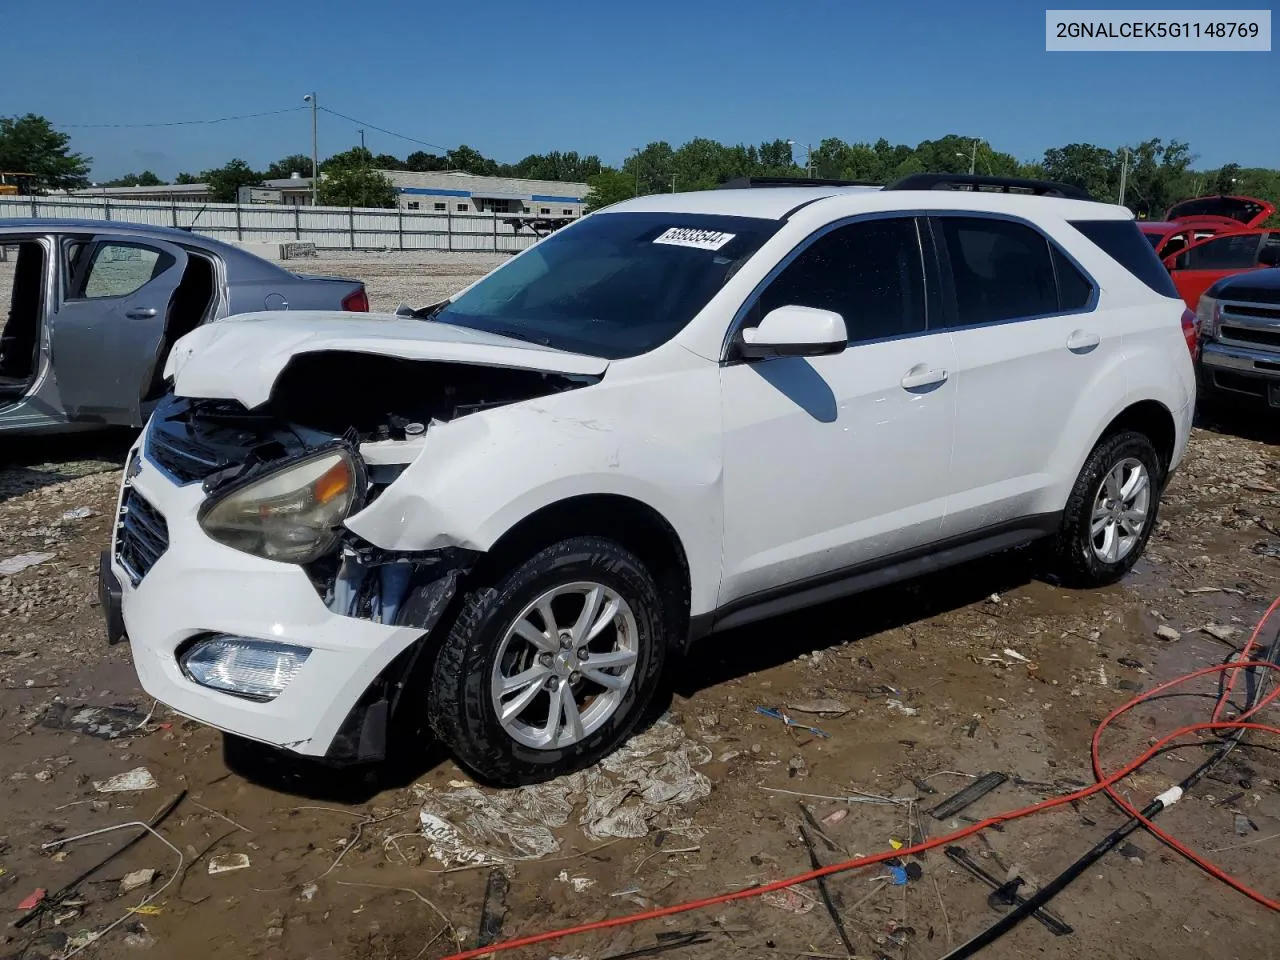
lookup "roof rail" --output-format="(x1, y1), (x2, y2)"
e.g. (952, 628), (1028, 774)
(718, 176), (883, 190)
(886, 173), (1093, 201)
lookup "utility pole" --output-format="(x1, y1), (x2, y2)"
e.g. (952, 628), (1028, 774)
(671, 174), (677, 193)
(631, 147), (640, 197)
(808, 143), (813, 178)
(969, 139), (978, 176)
(1118, 147), (1130, 206)
(303, 93), (318, 206)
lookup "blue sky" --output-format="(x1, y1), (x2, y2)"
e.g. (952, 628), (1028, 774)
(5, 0), (1276, 180)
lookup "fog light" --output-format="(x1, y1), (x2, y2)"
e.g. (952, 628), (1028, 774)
(180, 635), (310, 702)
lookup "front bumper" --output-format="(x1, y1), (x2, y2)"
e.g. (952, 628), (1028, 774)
(107, 436), (427, 757)
(1200, 341), (1280, 406)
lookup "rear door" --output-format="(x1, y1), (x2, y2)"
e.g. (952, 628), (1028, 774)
(52, 235), (188, 425)
(932, 213), (1110, 537)
(1166, 231), (1267, 310)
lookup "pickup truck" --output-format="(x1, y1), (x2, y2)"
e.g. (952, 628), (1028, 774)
(1196, 267), (1280, 409)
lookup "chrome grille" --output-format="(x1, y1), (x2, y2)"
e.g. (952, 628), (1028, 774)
(115, 487), (169, 586)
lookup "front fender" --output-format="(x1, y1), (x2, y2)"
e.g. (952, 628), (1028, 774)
(344, 379), (724, 616)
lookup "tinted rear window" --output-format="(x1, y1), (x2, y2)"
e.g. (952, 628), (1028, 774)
(1069, 219), (1179, 298)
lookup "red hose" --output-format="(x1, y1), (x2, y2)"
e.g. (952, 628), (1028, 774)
(441, 598), (1280, 960)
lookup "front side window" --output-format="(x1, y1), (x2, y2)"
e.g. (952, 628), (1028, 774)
(751, 217), (926, 343)
(1180, 233), (1263, 270)
(936, 216), (1057, 325)
(433, 212), (781, 359)
(76, 243), (168, 299)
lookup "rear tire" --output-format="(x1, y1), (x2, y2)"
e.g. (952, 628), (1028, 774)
(426, 536), (666, 786)
(1048, 430), (1162, 588)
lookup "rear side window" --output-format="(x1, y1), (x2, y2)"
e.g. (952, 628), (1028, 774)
(1069, 219), (1178, 298)
(935, 217), (1058, 325)
(754, 217), (926, 344)
(1052, 247), (1092, 310)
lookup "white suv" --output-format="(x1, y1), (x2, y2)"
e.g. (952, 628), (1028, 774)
(99, 174), (1197, 785)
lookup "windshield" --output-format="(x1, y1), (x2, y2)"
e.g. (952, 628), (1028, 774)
(431, 212), (781, 359)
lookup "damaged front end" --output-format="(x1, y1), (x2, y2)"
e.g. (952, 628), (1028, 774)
(145, 349), (598, 762)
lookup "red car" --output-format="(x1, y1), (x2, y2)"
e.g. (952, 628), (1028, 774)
(1140, 194), (1276, 258)
(1164, 228), (1280, 311)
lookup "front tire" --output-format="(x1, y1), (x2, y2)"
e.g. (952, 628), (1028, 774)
(426, 536), (666, 786)
(1049, 430), (1162, 588)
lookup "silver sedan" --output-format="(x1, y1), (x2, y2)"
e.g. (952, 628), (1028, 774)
(0, 219), (368, 435)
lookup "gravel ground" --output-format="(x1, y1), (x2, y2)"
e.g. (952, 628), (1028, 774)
(304, 250), (509, 312)
(0, 253), (1278, 960)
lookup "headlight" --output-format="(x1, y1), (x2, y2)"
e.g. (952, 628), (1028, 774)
(198, 447), (362, 563)
(180, 635), (310, 701)
(1196, 295), (1220, 339)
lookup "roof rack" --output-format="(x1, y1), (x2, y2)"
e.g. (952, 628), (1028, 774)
(718, 176), (883, 190)
(886, 173), (1093, 201)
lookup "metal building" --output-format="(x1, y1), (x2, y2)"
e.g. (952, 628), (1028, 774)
(380, 170), (589, 218)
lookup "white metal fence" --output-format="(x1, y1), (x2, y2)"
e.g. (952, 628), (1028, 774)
(0, 195), (546, 253)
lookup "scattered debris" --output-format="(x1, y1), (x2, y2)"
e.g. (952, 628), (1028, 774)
(207, 853), (251, 875)
(930, 773), (1008, 820)
(1001, 648), (1031, 664)
(476, 868), (511, 948)
(1234, 814), (1257, 837)
(556, 870), (595, 893)
(1203, 623), (1240, 644)
(756, 706), (831, 737)
(416, 721), (711, 865)
(61, 507), (93, 521)
(1117, 657), (1144, 670)
(761, 886), (815, 914)
(785, 699), (850, 717)
(944, 846), (1072, 936)
(43, 703), (150, 740)
(1154, 625), (1182, 642)
(0, 552), (55, 576)
(119, 869), (156, 894)
(887, 864), (910, 885)
(298, 882), (318, 902)
(18, 888), (47, 910)
(1118, 842), (1146, 863)
(822, 809), (848, 826)
(123, 931), (157, 949)
(885, 699), (918, 717)
(93, 767), (158, 793)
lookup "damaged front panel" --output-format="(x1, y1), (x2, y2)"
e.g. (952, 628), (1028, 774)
(148, 350), (595, 626)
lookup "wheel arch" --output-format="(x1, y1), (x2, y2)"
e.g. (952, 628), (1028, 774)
(474, 493), (693, 650)
(1094, 398), (1178, 482)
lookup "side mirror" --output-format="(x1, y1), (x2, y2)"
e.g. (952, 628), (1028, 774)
(739, 305), (847, 360)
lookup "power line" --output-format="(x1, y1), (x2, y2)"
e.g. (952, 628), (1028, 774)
(59, 107), (307, 129)
(317, 106), (451, 154)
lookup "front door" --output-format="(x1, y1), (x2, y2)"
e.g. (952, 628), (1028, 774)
(52, 234), (188, 425)
(718, 215), (956, 607)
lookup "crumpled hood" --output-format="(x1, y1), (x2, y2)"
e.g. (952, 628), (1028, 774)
(164, 311), (610, 409)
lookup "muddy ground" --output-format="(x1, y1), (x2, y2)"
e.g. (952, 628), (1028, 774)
(2, 255), (1279, 960)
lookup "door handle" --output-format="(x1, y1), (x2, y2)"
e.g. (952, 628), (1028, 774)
(125, 307), (157, 319)
(1066, 329), (1100, 353)
(900, 367), (949, 390)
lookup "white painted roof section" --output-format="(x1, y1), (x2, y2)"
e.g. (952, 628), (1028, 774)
(600, 187), (1132, 222)
(602, 186), (882, 220)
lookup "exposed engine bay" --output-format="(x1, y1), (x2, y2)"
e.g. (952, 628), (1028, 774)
(145, 351), (598, 632)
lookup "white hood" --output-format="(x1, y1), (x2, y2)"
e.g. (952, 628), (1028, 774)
(164, 311), (610, 409)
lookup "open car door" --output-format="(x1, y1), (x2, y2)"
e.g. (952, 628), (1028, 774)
(52, 234), (188, 426)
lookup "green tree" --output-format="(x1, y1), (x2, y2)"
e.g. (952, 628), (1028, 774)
(373, 153), (406, 171)
(0, 113), (90, 191)
(174, 172), (201, 184)
(445, 145), (499, 176)
(316, 147), (396, 206)
(202, 159), (262, 203)
(102, 170), (165, 187)
(583, 169), (635, 211)
(1042, 143), (1118, 201)
(263, 154), (314, 180)
(623, 142), (676, 196)
(405, 150), (448, 172)
(508, 151), (604, 182)
(1213, 162), (1242, 196)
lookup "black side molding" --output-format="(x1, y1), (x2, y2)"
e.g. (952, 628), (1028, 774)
(687, 513), (1060, 642)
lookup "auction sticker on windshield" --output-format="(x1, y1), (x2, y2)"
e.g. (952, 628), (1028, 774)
(654, 227), (737, 250)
